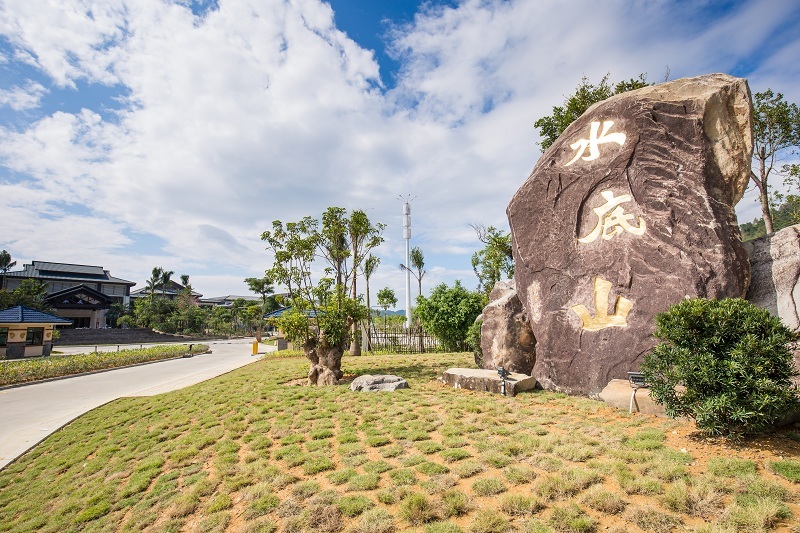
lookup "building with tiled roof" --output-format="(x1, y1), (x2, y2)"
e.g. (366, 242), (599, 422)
(0, 305), (72, 358)
(130, 280), (203, 302)
(4, 261), (136, 329)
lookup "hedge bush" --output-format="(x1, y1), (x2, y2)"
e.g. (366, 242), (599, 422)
(0, 344), (208, 386)
(641, 298), (798, 438)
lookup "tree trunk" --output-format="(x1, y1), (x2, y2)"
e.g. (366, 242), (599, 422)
(757, 155), (775, 234)
(364, 280), (372, 352)
(304, 337), (344, 386)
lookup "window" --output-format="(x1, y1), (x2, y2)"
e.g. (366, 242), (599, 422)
(26, 327), (44, 345)
(0, 327), (7, 346)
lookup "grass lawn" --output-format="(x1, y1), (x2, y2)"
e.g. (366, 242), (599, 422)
(0, 352), (799, 532)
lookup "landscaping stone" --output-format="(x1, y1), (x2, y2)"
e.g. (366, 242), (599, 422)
(480, 280), (536, 375)
(598, 379), (666, 416)
(507, 73), (753, 396)
(349, 374), (409, 392)
(440, 368), (537, 397)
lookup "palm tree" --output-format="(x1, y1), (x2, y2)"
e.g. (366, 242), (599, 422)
(362, 255), (380, 351)
(400, 246), (426, 300)
(180, 274), (191, 291)
(0, 250), (16, 291)
(160, 269), (174, 298)
(147, 267), (162, 300)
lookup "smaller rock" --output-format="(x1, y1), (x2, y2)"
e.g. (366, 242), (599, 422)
(480, 280), (536, 374)
(744, 223), (800, 331)
(440, 368), (537, 397)
(598, 379), (666, 416)
(350, 374), (409, 392)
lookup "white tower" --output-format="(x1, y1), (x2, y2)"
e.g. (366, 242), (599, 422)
(402, 199), (412, 329)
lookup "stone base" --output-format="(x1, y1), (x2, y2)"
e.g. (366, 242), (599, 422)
(598, 379), (667, 416)
(440, 368), (537, 397)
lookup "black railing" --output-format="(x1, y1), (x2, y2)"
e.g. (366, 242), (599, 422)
(366, 326), (468, 354)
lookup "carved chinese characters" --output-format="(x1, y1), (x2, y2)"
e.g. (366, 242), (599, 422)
(578, 190), (646, 243)
(565, 120), (626, 166)
(507, 74), (753, 396)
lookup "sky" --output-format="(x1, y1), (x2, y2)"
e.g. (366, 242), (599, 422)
(1, 0), (799, 307)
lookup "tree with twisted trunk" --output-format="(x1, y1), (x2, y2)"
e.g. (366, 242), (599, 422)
(262, 208), (382, 385)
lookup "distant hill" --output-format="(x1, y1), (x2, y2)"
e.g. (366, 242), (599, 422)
(740, 197), (800, 241)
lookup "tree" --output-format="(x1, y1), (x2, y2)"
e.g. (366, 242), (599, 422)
(11, 279), (50, 311)
(0, 250), (16, 291)
(245, 276), (275, 309)
(534, 73), (650, 151)
(362, 255), (380, 351)
(147, 267), (162, 300)
(414, 281), (484, 352)
(262, 208), (377, 385)
(641, 298), (799, 438)
(470, 224), (514, 301)
(347, 210), (386, 356)
(160, 269), (174, 298)
(750, 90), (800, 234)
(400, 246), (426, 300)
(376, 287), (397, 330)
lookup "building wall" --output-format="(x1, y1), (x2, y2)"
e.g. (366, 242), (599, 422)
(0, 323), (55, 359)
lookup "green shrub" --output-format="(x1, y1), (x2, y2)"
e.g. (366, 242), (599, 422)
(641, 298), (799, 437)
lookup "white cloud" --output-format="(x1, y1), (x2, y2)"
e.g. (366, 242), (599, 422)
(0, 80), (47, 110)
(0, 0), (798, 302)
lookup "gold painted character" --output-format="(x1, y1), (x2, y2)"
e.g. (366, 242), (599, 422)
(578, 190), (646, 243)
(571, 277), (633, 331)
(565, 120), (626, 166)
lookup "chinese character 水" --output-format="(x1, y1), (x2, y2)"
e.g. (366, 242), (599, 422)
(565, 120), (626, 166)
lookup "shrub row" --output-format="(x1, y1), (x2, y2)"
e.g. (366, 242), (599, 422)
(0, 344), (208, 386)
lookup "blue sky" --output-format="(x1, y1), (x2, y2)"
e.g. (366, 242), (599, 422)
(1, 0), (799, 303)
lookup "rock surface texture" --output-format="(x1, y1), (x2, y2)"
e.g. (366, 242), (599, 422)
(744, 224), (800, 383)
(480, 280), (536, 374)
(349, 374), (409, 392)
(507, 74), (753, 396)
(744, 224), (800, 331)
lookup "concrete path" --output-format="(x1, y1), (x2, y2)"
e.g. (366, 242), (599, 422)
(0, 338), (273, 470)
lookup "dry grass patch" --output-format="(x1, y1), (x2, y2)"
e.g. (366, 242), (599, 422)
(1, 351), (799, 532)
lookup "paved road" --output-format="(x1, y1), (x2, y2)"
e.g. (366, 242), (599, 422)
(0, 338), (272, 470)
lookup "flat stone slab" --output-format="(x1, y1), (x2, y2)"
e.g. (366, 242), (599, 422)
(350, 374), (409, 392)
(598, 379), (666, 416)
(440, 368), (537, 397)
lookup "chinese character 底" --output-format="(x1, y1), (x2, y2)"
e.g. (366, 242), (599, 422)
(578, 190), (646, 243)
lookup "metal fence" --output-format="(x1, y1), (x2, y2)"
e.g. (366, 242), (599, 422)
(365, 325), (468, 354)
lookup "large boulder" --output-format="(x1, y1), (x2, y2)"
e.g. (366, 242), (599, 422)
(480, 280), (536, 374)
(507, 73), (753, 396)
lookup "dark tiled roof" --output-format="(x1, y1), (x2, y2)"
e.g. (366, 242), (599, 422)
(33, 261), (106, 276)
(0, 306), (73, 324)
(4, 261), (136, 286)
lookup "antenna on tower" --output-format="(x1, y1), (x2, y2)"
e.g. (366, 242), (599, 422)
(398, 194), (416, 329)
